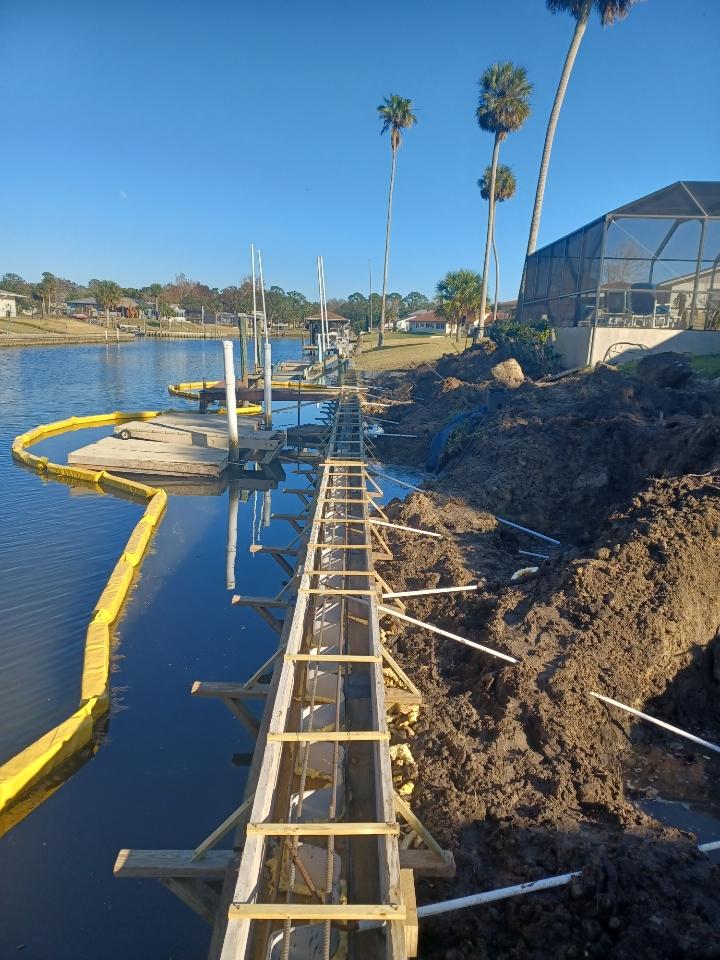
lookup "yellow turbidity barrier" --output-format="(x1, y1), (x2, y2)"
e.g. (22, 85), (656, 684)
(1, 411), (168, 816)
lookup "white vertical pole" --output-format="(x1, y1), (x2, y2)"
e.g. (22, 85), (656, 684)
(226, 481), (239, 590)
(251, 243), (259, 371)
(263, 489), (272, 527)
(320, 256), (329, 355)
(258, 251), (272, 429)
(316, 256), (323, 356)
(222, 340), (240, 460)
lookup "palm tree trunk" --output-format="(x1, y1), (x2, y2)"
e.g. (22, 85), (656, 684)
(525, 3), (590, 257)
(105, 306), (110, 327)
(378, 144), (397, 349)
(492, 230), (500, 325)
(479, 134), (500, 332)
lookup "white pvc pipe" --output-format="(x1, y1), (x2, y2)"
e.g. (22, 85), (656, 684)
(383, 584), (478, 599)
(226, 483), (239, 590)
(222, 340), (240, 461)
(251, 242), (259, 370)
(369, 518), (442, 539)
(378, 604), (518, 665)
(263, 489), (272, 528)
(417, 872), (580, 919)
(369, 469), (425, 494)
(263, 340), (273, 429)
(698, 840), (720, 853)
(496, 516), (561, 546)
(519, 549), (551, 560)
(590, 692), (720, 755)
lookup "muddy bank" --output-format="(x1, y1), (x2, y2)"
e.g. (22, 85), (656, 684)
(370, 351), (720, 957)
(380, 483), (720, 958)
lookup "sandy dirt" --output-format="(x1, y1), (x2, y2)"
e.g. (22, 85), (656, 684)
(371, 350), (720, 958)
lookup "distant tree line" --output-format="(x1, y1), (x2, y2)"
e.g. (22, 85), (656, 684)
(0, 271), (434, 331)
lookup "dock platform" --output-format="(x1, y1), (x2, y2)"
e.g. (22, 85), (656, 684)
(68, 413), (286, 478)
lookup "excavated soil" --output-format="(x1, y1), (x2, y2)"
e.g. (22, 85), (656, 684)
(371, 353), (720, 958)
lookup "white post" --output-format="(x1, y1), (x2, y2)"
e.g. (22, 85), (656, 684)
(263, 339), (272, 429)
(222, 340), (240, 461)
(258, 251), (272, 429)
(251, 243), (259, 370)
(320, 255), (329, 355)
(226, 482), (239, 590)
(263, 489), (272, 527)
(316, 256), (324, 356)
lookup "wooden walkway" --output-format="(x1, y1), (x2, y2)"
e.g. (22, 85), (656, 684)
(114, 384), (452, 959)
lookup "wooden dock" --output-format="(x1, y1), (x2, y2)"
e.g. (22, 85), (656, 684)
(68, 413), (286, 479)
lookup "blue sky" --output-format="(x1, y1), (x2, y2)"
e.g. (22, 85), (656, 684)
(1, 0), (718, 301)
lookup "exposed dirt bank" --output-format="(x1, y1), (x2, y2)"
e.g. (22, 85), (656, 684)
(372, 351), (720, 958)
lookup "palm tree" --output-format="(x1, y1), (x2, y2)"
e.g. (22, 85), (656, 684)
(478, 164), (517, 324)
(377, 94), (416, 349)
(92, 280), (122, 326)
(477, 63), (531, 333)
(436, 269), (484, 343)
(525, 0), (641, 257)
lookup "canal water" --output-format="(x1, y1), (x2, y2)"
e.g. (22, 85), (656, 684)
(0, 338), (350, 958)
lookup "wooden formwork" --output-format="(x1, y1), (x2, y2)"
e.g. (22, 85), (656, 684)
(114, 384), (453, 960)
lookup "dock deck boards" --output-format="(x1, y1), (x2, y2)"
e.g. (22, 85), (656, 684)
(69, 436), (229, 477)
(68, 413), (286, 478)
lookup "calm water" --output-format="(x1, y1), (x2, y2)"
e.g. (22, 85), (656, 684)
(0, 338), (322, 958)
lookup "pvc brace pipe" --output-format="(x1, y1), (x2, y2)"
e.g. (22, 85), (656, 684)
(591, 692), (720, 755)
(369, 518), (442, 539)
(417, 871), (581, 918)
(519, 549), (551, 560)
(496, 516), (561, 546)
(369, 469), (425, 495)
(378, 604), (518, 665)
(383, 584), (478, 600)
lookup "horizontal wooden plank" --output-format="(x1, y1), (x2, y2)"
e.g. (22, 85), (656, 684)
(227, 902), (405, 922)
(230, 596), (290, 608)
(385, 687), (423, 708)
(399, 848), (456, 878)
(267, 731), (390, 743)
(285, 654), (380, 663)
(246, 821), (399, 837)
(190, 681), (270, 700)
(114, 848), (233, 879)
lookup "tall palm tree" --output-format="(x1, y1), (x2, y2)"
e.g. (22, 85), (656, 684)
(477, 63), (531, 332)
(436, 269), (484, 343)
(478, 164), (517, 323)
(377, 94), (416, 349)
(525, 0), (641, 257)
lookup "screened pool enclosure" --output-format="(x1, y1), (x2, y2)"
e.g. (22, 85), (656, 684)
(519, 182), (720, 332)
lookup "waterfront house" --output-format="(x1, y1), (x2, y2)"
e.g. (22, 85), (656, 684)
(0, 289), (27, 318)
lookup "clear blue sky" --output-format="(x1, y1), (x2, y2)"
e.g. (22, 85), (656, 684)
(1, 0), (718, 301)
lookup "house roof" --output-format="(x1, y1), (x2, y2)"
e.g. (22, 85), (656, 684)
(67, 297), (98, 306)
(0, 288), (27, 299)
(407, 311), (445, 324)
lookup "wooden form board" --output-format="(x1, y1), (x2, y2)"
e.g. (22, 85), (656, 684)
(69, 436), (228, 477)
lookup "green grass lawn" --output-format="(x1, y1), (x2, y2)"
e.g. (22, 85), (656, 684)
(621, 354), (720, 379)
(353, 330), (462, 372)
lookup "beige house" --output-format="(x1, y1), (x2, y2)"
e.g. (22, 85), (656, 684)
(0, 289), (26, 318)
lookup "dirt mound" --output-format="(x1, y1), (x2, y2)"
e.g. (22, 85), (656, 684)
(379, 479), (720, 958)
(372, 363), (720, 544)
